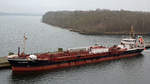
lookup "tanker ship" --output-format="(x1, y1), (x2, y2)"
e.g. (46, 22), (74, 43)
(7, 29), (145, 72)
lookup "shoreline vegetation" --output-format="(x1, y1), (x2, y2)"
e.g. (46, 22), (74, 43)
(42, 9), (150, 35)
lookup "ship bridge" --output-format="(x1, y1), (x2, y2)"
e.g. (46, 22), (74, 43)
(121, 38), (136, 45)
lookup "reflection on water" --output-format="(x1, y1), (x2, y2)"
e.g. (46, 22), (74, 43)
(120, 54), (144, 71)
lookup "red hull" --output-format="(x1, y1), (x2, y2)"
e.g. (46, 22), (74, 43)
(12, 53), (140, 72)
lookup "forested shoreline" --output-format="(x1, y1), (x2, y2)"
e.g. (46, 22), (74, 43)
(42, 9), (150, 35)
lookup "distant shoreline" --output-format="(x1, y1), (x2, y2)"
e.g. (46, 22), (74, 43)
(42, 9), (150, 35)
(47, 23), (150, 35)
(0, 12), (42, 16)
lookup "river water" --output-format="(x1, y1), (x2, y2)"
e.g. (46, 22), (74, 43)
(0, 16), (150, 84)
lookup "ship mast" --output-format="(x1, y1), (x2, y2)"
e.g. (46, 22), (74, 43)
(130, 25), (135, 38)
(23, 33), (27, 54)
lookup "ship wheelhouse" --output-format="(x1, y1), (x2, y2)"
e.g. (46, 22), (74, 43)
(121, 39), (136, 45)
(120, 38), (136, 49)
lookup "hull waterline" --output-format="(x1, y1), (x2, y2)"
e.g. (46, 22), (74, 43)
(11, 52), (141, 72)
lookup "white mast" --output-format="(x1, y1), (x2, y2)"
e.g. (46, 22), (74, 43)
(23, 33), (27, 54)
(130, 25), (135, 38)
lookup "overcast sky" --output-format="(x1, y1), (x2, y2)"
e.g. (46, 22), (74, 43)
(0, 0), (150, 14)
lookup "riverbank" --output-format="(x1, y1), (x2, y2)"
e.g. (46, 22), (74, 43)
(68, 28), (150, 35)
(42, 10), (150, 35)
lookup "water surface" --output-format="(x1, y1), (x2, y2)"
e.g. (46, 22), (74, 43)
(0, 16), (150, 84)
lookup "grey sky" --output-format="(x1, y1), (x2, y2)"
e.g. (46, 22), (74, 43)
(0, 0), (149, 14)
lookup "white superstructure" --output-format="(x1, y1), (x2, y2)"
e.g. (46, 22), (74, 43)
(118, 36), (145, 50)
